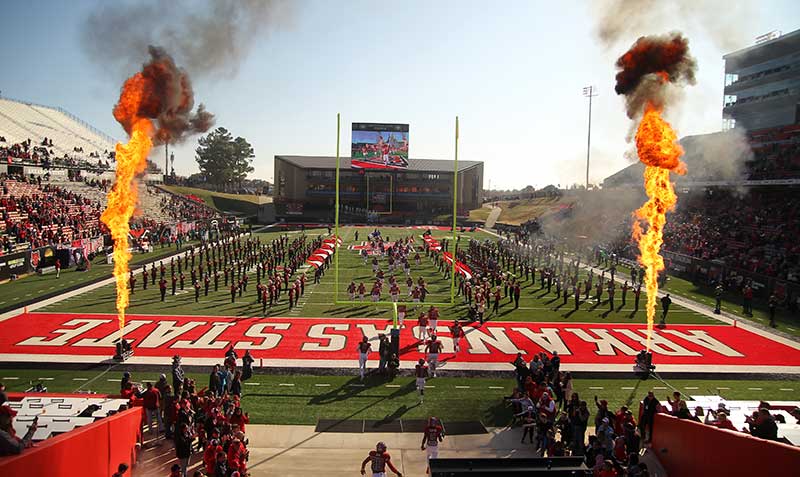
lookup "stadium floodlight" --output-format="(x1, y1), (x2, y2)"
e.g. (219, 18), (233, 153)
(332, 114), (460, 328)
(583, 85), (598, 189)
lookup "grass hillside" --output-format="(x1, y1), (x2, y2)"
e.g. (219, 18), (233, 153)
(469, 196), (577, 226)
(161, 185), (270, 216)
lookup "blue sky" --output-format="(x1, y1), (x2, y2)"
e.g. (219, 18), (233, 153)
(1, 0), (798, 189)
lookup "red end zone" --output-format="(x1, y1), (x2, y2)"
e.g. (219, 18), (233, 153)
(1, 313), (798, 373)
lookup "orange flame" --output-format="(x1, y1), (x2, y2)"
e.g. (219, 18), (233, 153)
(632, 102), (685, 351)
(101, 72), (154, 340)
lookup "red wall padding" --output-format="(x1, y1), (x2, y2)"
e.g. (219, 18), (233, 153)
(651, 413), (800, 476)
(0, 407), (142, 477)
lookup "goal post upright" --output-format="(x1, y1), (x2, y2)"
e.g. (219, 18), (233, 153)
(450, 116), (459, 304)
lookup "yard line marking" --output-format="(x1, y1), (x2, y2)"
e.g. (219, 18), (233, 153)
(455, 385), (470, 389)
(72, 378), (89, 381)
(39, 378), (54, 381)
(780, 388), (794, 391)
(427, 385), (435, 388)
(244, 382), (260, 386)
(348, 384), (365, 387)
(589, 386), (604, 390)
(653, 386), (667, 390)
(685, 387), (699, 390)
(278, 383), (294, 387)
(314, 384), (331, 387)
(385, 384), (401, 388)
(488, 386), (505, 390)
(621, 387), (635, 390)
(716, 387), (730, 390)
(747, 387), (763, 391)
(2, 377), (19, 380)
(107, 379), (119, 382)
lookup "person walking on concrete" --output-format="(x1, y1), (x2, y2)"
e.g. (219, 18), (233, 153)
(360, 441), (403, 477)
(421, 417), (445, 474)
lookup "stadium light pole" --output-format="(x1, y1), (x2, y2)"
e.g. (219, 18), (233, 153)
(583, 86), (597, 189)
(334, 113), (340, 304)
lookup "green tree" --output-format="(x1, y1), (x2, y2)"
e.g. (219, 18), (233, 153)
(195, 127), (255, 191)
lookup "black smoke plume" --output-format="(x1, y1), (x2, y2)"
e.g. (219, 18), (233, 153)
(614, 33), (697, 118)
(114, 46), (214, 145)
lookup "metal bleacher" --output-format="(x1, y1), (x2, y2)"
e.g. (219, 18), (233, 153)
(0, 97), (116, 159)
(4, 396), (130, 442)
(688, 396), (800, 444)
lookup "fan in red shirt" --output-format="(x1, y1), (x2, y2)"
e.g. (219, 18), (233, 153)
(230, 407), (249, 434)
(360, 441), (402, 477)
(227, 432), (248, 476)
(204, 439), (223, 475)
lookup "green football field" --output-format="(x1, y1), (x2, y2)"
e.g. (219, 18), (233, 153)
(0, 368), (795, 426)
(609, 262), (800, 337)
(0, 240), (199, 312)
(39, 226), (716, 328)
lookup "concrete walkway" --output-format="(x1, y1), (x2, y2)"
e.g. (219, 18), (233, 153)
(484, 205), (502, 229)
(134, 424), (541, 477)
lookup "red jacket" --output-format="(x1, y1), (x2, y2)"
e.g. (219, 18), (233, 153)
(142, 388), (161, 409)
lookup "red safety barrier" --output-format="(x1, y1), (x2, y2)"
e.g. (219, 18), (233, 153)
(651, 413), (800, 476)
(0, 406), (143, 477)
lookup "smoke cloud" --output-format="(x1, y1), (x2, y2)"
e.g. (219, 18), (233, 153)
(595, 0), (760, 52)
(113, 46), (214, 145)
(680, 129), (753, 183)
(82, 0), (293, 79)
(614, 33), (697, 118)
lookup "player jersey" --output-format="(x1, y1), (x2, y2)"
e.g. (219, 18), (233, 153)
(415, 363), (429, 378)
(368, 451), (391, 472)
(424, 425), (444, 446)
(358, 342), (371, 353)
(427, 340), (443, 353)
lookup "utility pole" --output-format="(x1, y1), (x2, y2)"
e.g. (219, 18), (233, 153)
(583, 86), (597, 189)
(164, 142), (169, 183)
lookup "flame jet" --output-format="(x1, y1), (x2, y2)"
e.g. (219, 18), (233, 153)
(614, 33), (696, 351)
(101, 47), (213, 339)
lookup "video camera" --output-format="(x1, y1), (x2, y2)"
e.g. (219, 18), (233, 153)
(634, 350), (655, 379)
(114, 338), (134, 361)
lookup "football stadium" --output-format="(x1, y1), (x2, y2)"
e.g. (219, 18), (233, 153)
(0, 2), (799, 476)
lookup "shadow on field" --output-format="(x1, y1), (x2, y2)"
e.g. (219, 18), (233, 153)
(308, 376), (415, 405)
(248, 379), (416, 471)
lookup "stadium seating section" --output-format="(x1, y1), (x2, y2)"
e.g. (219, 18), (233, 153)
(0, 98), (116, 169)
(747, 124), (800, 180)
(0, 98), (223, 255)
